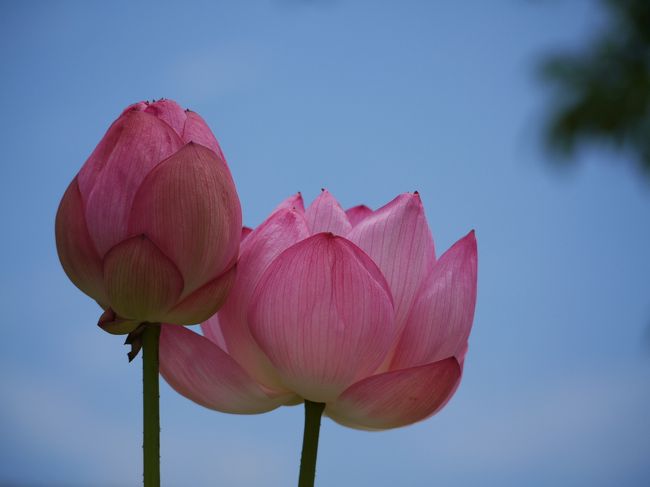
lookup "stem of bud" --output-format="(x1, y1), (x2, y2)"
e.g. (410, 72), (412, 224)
(142, 324), (161, 487)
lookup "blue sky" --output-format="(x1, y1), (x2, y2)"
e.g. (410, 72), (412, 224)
(1, 1), (649, 486)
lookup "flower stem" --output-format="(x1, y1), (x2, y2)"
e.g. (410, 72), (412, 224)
(142, 324), (161, 487)
(298, 400), (326, 487)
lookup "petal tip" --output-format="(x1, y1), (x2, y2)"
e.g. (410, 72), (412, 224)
(392, 192), (425, 211)
(460, 230), (477, 251)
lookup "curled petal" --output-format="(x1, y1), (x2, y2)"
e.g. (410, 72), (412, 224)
(55, 178), (107, 305)
(327, 357), (461, 430)
(128, 143), (241, 297)
(217, 208), (310, 390)
(163, 264), (237, 325)
(391, 231), (477, 370)
(97, 308), (141, 335)
(182, 110), (226, 160)
(80, 111), (184, 256)
(103, 235), (184, 323)
(160, 325), (294, 414)
(347, 193), (436, 335)
(249, 234), (396, 403)
(345, 205), (373, 227)
(304, 189), (352, 235)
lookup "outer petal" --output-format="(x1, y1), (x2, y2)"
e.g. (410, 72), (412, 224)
(76, 113), (131, 202)
(304, 189), (352, 235)
(55, 178), (107, 305)
(390, 231), (477, 370)
(181, 110), (226, 160)
(241, 226), (253, 243)
(273, 192), (305, 214)
(142, 99), (187, 136)
(120, 101), (149, 116)
(249, 234), (396, 403)
(216, 208), (310, 390)
(201, 313), (304, 403)
(346, 193), (436, 335)
(103, 235), (184, 323)
(159, 325), (292, 414)
(327, 357), (461, 430)
(345, 205), (373, 227)
(128, 143), (242, 297)
(202, 314), (229, 351)
(79, 111), (184, 256)
(162, 264), (237, 325)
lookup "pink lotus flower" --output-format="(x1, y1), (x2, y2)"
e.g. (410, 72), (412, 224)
(160, 190), (476, 429)
(55, 99), (242, 333)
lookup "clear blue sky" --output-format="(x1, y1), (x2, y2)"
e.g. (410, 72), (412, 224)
(1, 1), (649, 486)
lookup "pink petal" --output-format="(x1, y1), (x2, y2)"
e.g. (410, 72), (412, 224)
(163, 264), (237, 325)
(103, 235), (184, 323)
(390, 231), (477, 370)
(97, 308), (141, 335)
(304, 189), (352, 235)
(181, 110), (226, 161)
(55, 178), (107, 305)
(456, 341), (469, 365)
(216, 208), (310, 390)
(76, 115), (130, 202)
(273, 192), (305, 214)
(128, 143), (242, 298)
(346, 193), (436, 335)
(327, 357), (461, 430)
(120, 101), (149, 116)
(241, 226), (253, 243)
(159, 325), (294, 414)
(345, 205), (373, 227)
(79, 111), (184, 256)
(249, 234), (396, 402)
(202, 314), (229, 351)
(142, 99), (188, 136)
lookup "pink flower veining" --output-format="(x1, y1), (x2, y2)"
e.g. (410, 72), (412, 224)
(160, 190), (476, 430)
(56, 99), (242, 334)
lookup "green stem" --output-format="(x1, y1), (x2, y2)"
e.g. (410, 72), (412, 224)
(142, 324), (161, 487)
(298, 400), (326, 487)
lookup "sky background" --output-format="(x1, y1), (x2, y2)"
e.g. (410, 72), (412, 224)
(1, 0), (649, 486)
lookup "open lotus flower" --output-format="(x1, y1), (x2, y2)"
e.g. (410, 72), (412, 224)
(55, 99), (242, 334)
(160, 190), (476, 430)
